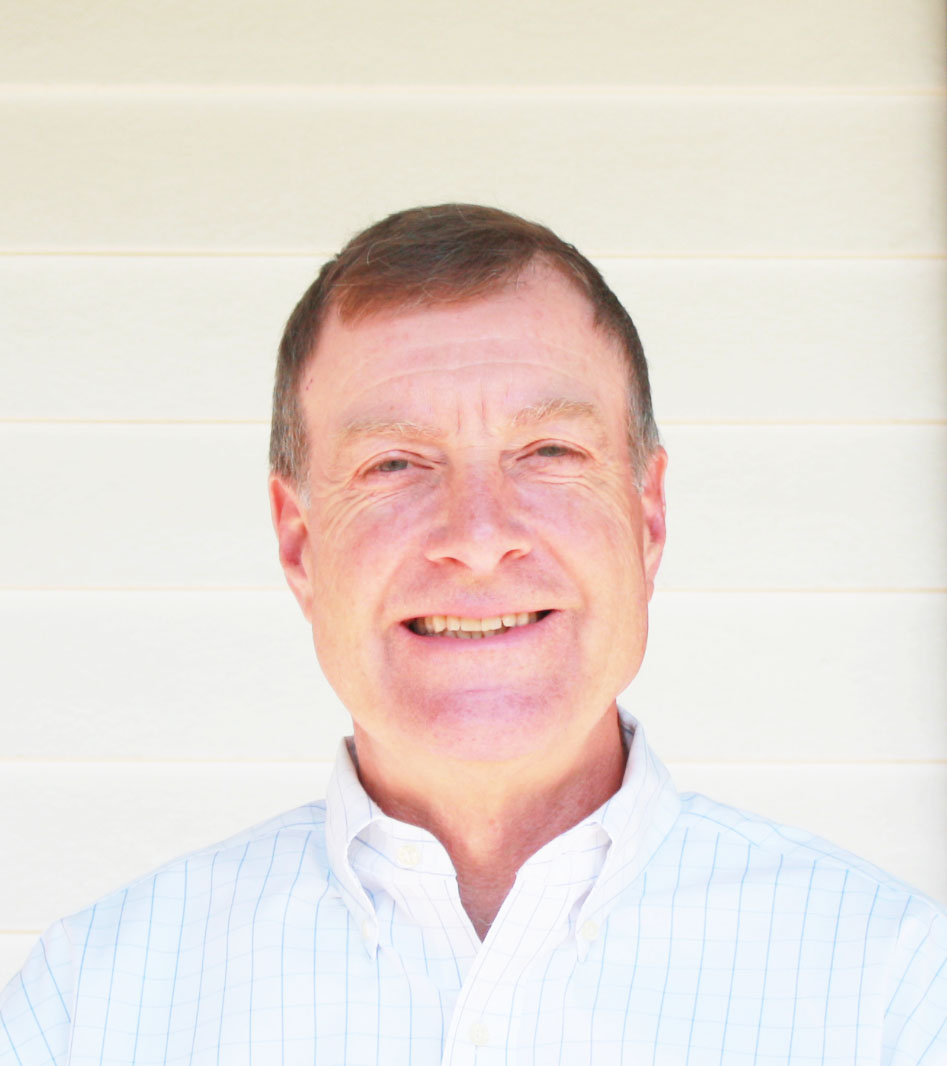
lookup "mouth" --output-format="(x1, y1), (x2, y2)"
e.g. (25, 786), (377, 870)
(405, 610), (552, 638)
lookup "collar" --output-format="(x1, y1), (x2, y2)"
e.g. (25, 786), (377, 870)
(325, 707), (681, 958)
(572, 708), (683, 957)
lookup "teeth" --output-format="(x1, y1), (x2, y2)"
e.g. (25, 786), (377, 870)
(411, 612), (543, 636)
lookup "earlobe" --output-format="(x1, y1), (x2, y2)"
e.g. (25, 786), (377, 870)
(640, 447), (668, 595)
(268, 473), (315, 621)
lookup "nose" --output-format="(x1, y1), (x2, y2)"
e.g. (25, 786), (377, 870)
(423, 464), (532, 574)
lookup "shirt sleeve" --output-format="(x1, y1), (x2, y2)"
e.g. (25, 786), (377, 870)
(0, 924), (75, 1066)
(883, 898), (947, 1065)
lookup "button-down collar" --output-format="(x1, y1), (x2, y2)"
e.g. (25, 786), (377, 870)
(324, 708), (682, 960)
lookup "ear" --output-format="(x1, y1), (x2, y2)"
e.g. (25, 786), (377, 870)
(639, 446), (668, 599)
(268, 473), (315, 622)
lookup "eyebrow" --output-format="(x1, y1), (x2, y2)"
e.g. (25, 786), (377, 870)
(510, 397), (603, 430)
(337, 417), (444, 446)
(337, 397), (606, 447)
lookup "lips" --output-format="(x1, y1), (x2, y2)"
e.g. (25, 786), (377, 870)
(406, 611), (551, 637)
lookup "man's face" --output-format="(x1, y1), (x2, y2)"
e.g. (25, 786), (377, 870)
(271, 265), (666, 769)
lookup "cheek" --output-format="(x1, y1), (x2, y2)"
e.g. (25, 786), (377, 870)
(313, 469), (440, 545)
(537, 486), (649, 651)
(528, 478), (642, 558)
(309, 477), (383, 549)
(308, 485), (436, 619)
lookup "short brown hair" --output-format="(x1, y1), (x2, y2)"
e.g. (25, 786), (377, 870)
(270, 204), (659, 485)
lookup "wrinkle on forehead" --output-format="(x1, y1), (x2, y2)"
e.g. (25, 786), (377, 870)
(307, 270), (631, 454)
(325, 352), (620, 414)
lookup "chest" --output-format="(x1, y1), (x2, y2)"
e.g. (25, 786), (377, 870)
(66, 880), (888, 1065)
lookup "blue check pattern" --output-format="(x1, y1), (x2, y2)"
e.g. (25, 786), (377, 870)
(2, 713), (945, 1064)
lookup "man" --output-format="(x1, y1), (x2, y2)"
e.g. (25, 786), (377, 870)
(2, 204), (945, 1064)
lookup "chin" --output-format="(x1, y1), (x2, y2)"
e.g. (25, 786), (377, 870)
(404, 686), (574, 764)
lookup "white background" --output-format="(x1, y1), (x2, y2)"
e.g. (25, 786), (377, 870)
(1, 0), (945, 982)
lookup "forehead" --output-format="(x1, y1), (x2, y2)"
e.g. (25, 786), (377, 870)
(299, 266), (628, 432)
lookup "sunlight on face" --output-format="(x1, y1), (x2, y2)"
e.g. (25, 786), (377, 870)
(280, 266), (666, 770)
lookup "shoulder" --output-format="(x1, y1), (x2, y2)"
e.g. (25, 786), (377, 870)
(64, 799), (332, 939)
(0, 802), (335, 1064)
(677, 790), (942, 904)
(673, 793), (947, 1051)
(674, 790), (947, 976)
(1, 804), (332, 1016)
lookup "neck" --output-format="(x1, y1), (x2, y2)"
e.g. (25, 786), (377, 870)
(352, 708), (627, 939)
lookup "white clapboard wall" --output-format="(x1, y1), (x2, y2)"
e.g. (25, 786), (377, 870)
(1, 0), (945, 984)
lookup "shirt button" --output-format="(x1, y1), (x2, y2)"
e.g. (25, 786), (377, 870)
(361, 919), (374, 942)
(468, 1021), (489, 1046)
(581, 919), (600, 941)
(397, 843), (420, 868)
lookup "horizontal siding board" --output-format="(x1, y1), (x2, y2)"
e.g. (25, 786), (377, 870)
(0, 424), (281, 589)
(3, 256), (945, 423)
(1, 590), (944, 763)
(635, 592), (947, 761)
(0, 256), (310, 423)
(1, 761), (943, 936)
(661, 424), (947, 589)
(1, 0), (943, 87)
(614, 259), (947, 423)
(2, 96), (944, 254)
(0, 591), (349, 761)
(2, 423), (943, 589)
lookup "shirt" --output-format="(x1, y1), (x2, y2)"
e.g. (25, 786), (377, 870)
(2, 712), (945, 1065)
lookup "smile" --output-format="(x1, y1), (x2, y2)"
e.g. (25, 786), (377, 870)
(406, 611), (551, 638)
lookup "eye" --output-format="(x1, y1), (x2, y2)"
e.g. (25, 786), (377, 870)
(526, 441), (585, 462)
(534, 443), (573, 458)
(372, 457), (410, 473)
(517, 440), (588, 475)
(365, 456), (411, 475)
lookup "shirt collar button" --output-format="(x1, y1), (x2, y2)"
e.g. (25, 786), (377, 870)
(580, 919), (600, 942)
(468, 1022), (489, 1046)
(397, 843), (421, 868)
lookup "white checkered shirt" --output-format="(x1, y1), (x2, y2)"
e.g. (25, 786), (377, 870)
(2, 713), (945, 1064)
